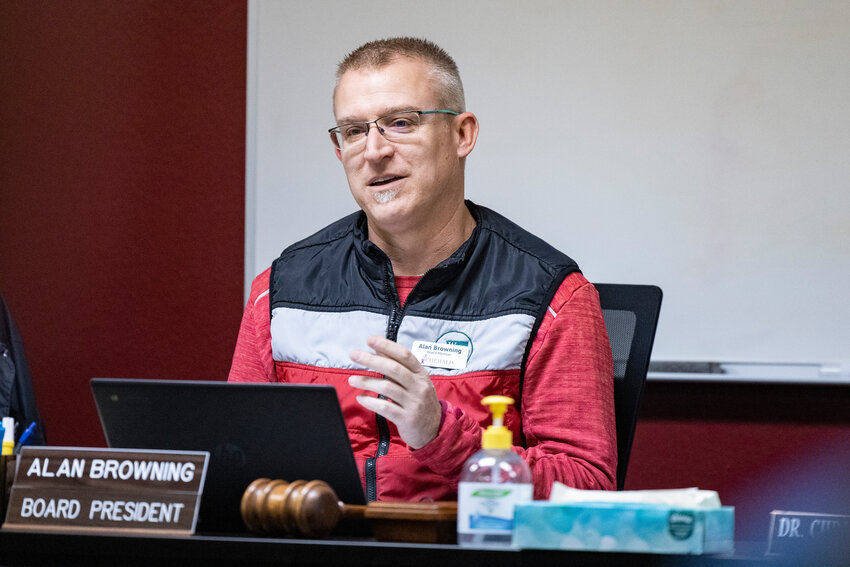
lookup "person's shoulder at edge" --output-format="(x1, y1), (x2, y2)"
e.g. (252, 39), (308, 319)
(276, 210), (364, 260)
(246, 266), (272, 307)
(469, 201), (579, 273)
(552, 271), (599, 310)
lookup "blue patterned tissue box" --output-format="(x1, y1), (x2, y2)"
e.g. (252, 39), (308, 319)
(513, 501), (735, 554)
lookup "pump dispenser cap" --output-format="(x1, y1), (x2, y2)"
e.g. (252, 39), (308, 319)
(481, 395), (514, 450)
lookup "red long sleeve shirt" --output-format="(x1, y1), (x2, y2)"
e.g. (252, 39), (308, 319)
(229, 268), (616, 500)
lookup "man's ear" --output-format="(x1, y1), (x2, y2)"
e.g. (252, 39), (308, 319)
(455, 112), (479, 159)
(335, 147), (342, 161)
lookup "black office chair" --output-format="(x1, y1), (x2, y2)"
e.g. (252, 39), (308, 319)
(594, 284), (662, 490)
(1, 294), (47, 446)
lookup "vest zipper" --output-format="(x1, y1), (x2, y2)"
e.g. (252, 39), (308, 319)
(365, 260), (447, 500)
(365, 264), (404, 502)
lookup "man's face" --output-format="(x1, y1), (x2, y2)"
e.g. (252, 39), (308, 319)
(333, 58), (466, 235)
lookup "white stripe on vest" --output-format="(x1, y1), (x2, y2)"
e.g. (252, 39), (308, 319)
(271, 307), (534, 375)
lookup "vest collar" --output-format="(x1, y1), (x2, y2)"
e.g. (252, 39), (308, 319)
(353, 200), (482, 303)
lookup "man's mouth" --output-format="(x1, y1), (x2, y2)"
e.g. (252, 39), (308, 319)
(369, 175), (404, 187)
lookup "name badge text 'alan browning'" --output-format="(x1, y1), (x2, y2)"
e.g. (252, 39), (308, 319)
(412, 340), (470, 370)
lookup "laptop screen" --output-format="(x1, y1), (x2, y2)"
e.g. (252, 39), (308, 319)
(91, 378), (366, 533)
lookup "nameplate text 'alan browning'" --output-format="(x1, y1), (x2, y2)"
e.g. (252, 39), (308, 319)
(3, 446), (208, 535)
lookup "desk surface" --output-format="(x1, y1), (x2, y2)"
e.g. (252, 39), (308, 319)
(0, 530), (809, 567)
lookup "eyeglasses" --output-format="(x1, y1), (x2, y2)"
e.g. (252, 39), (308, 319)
(328, 109), (460, 151)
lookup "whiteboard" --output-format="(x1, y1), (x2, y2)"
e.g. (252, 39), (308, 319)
(246, 0), (850, 367)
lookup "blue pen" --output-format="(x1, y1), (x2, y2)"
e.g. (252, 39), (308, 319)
(15, 422), (37, 454)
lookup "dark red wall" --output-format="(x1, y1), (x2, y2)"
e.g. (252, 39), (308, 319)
(0, 1), (247, 447)
(627, 381), (850, 541)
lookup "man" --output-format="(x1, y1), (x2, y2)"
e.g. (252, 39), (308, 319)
(229, 37), (616, 502)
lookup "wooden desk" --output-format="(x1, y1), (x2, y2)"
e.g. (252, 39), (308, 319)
(0, 530), (797, 566)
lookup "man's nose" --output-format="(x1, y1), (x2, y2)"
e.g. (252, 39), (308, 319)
(363, 123), (393, 161)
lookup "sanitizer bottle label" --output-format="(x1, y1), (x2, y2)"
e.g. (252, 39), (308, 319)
(457, 482), (533, 534)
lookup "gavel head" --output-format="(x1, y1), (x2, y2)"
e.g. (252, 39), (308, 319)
(241, 478), (342, 538)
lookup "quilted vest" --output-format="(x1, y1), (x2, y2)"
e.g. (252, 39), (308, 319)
(269, 201), (579, 501)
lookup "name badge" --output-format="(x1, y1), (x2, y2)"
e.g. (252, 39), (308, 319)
(412, 340), (469, 370)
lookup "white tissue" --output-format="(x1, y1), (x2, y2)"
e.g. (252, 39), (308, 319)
(549, 483), (721, 510)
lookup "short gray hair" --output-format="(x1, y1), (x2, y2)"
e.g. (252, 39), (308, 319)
(334, 37), (466, 112)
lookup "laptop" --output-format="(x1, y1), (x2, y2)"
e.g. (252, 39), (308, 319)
(91, 378), (366, 534)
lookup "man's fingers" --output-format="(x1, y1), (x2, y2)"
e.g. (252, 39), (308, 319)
(348, 374), (405, 402)
(365, 335), (424, 371)
(355, 394), (402, 422)
(348, 337), (441, 449)
(350, 349), (408, 384)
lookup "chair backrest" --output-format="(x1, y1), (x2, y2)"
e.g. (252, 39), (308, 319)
(594, 284), (662, 490)
(0, 294), (47, 445)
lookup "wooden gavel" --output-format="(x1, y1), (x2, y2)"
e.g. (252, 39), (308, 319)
(241, 478), (366, 538)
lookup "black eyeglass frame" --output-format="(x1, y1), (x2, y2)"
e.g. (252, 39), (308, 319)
(328, 109), (460, 150)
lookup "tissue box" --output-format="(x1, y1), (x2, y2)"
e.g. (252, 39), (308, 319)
(513, 501), (735, 554)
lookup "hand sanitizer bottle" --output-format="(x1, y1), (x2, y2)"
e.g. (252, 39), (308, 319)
(457, 395), (532, 546)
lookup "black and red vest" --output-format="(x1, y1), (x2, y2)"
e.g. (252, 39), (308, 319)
(269, 201), (579, 501)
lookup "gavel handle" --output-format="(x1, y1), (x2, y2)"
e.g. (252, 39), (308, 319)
(340, 503), (366, 520)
